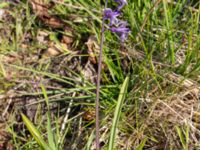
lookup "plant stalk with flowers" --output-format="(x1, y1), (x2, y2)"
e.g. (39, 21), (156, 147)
(95, 0), (130, 149)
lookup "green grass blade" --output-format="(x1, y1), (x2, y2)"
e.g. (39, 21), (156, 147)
(47, 112), (56, 150)
(21, 113), (51, 150)
(136, 137), (147, 150)
(84, 130), (95, 150)
(163, 0), (175, 64)
(185, 124), (190, 149)
(41, 84), (57, 150)
(8, 64), (74, 86)
(41, 84), (49, 107)
(175, 125), (186, 150)
(108, 76), (129, 150)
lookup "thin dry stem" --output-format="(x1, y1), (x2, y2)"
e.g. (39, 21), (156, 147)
(95, 1), (108, 150)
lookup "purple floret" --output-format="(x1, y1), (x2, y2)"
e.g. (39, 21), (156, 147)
(110, 26), (130, 42)
(117, 20), (128, 27)
(110, 20), (130, 42)
(114, 0), (127, 10)
(119, 32), (129, 42)
(104, 8), (120, 26)
(110, 27), (130, 33)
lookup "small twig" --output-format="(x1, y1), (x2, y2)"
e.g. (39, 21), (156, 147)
(95, 1), (108, 150)
(59, 92), (76, 144)
(2, 98), (12, 119)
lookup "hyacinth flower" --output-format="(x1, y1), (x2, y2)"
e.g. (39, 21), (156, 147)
(111, 20), (130, 42)
(114, 0), (128, 10)
(104, 0), (129, 42)
(116, 20), (128, 27)
(104, 8), (120, 26)
(110, 25), (130, 42)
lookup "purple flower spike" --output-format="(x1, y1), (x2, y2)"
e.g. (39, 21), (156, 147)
(104, 8), (120, 26)
(117, 20), (128, 27)
(103, 0), (130, 42)
(110, 26), (130, 42)
(114, 0), (127, 10)
(110, 27), (130, 33)
(120, 32), (129, 42)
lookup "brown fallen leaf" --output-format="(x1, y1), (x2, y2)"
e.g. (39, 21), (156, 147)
(45, 47), (61, 57)
(41, 16), (64, 28)
(85, 35), (107, 70)
(61, 27), (74, 45)
(42, 42), (69, 58)
(85, 35), (100, 64)
(36, 30), (49, 44)
(29, 0), (51, 17)
(29, 0), (64, 28)
(61, 35), (73, 45)
(82, 107), (95, 121)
